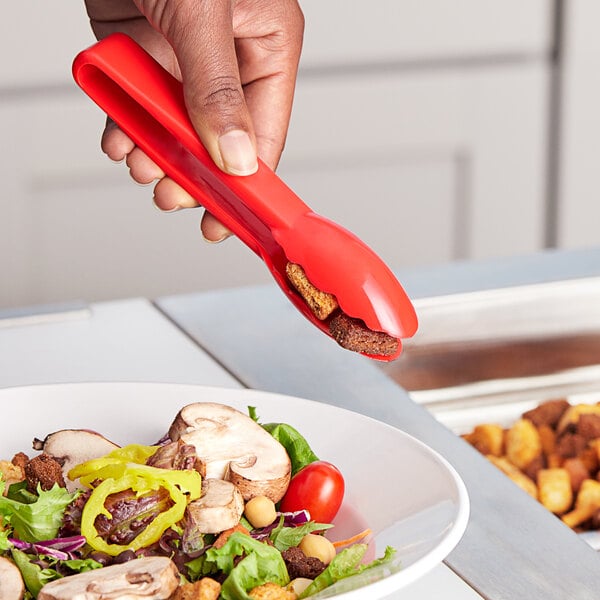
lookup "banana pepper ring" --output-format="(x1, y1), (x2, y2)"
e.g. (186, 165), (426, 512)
(68, 444), (159, 479)
(71, 446), (202, 556)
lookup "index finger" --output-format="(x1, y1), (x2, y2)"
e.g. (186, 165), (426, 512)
(234, 1), (305, 169)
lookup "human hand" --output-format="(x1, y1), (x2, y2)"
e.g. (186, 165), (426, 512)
(84, 0), (304, 241)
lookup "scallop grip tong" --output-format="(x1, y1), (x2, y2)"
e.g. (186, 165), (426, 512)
(72, 34), (417, 361)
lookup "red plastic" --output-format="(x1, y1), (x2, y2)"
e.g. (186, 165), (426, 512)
(72, 33), (418, 360)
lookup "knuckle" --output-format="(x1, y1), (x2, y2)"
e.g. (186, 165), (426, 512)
(291, 2), (306, 35)
(200, 77), (245, 110)
(277, 0), (305, 44)
(186, 75), (247, 129)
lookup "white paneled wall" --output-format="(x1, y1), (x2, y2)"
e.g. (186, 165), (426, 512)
(0, 2), (561, 310)
(558, 0), (600, 249)
(279, 62), (549, 268)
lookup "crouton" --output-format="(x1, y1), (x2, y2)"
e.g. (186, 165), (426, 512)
(467, 424), (504, 457)
(505, 419), (542, 470)
(537, 424), (557, 457)
(523, 398), (570, 428)
(286, 263), (338, 320)
(562, 479), (600, 528)
(557, 403), (600, 435)
(555, 433), (587, 460)
(0, 460), (25, 489)
(537, 468), (573, 514)
(24, 453), (65, 492)
(562, 457), (590, 493)
(248, 581), (297, 600)
(328, 312), (399, 357)
(170, 578), (221, 600)
(577, 414), (600, 441)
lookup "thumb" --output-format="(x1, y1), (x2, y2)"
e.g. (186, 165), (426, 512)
(163, 1), (258, 175)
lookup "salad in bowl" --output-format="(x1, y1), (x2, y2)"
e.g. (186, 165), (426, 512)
(0, 401), (395, 600)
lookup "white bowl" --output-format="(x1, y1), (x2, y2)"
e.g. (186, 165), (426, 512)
(0, 382), (469, 598)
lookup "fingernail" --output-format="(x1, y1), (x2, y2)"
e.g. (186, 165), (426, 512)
(201, 220), (231, 244)
(153, 196), (180, 213)
(218, 130), (258, 175)
(202, 232), (229, 244)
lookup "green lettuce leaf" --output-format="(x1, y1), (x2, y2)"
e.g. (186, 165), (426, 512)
(270, 521), (333, 552)
(0, 528), (11, 551)
(260, 422), (319, 476)
(300, 544), (397, 598)
(301, 544), (366, 597)
(205, 532), (289, 600)
(0, 482), (76, 542)
(11, 549), (61, 598)
(6, 480), (38, 504)
(185, 554), (219, 581)
(360, 545), (397, 570)
(247, 407), (319, 476)
(10, 551), (103, 598)
(62, 557), (104, 573)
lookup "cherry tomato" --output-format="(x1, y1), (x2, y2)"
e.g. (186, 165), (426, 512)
(280, 460), (345, 523)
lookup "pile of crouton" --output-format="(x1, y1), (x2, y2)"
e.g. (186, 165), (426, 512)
(463, 398), (600, 530)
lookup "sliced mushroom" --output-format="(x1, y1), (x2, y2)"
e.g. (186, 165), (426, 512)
(185, 478), (244, 535)
(37, 556), (179, 600)
(146, 440), (198, 472)
(168, 403), (291, 502)
(0, 556), (25, 600)
(33, 429), (119, 492)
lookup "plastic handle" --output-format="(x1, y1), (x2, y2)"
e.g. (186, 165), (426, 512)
(72, 33), (308, 259)
(73, 33), (419, 360)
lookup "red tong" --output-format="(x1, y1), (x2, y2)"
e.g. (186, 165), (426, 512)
(72, 34), (417, 360)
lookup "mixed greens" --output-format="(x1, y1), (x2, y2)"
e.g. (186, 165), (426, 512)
(0, 405), (397, 599)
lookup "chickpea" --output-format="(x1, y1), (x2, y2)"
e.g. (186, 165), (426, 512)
(299, 534), (336, 565)
(244, 495), (277, 529)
